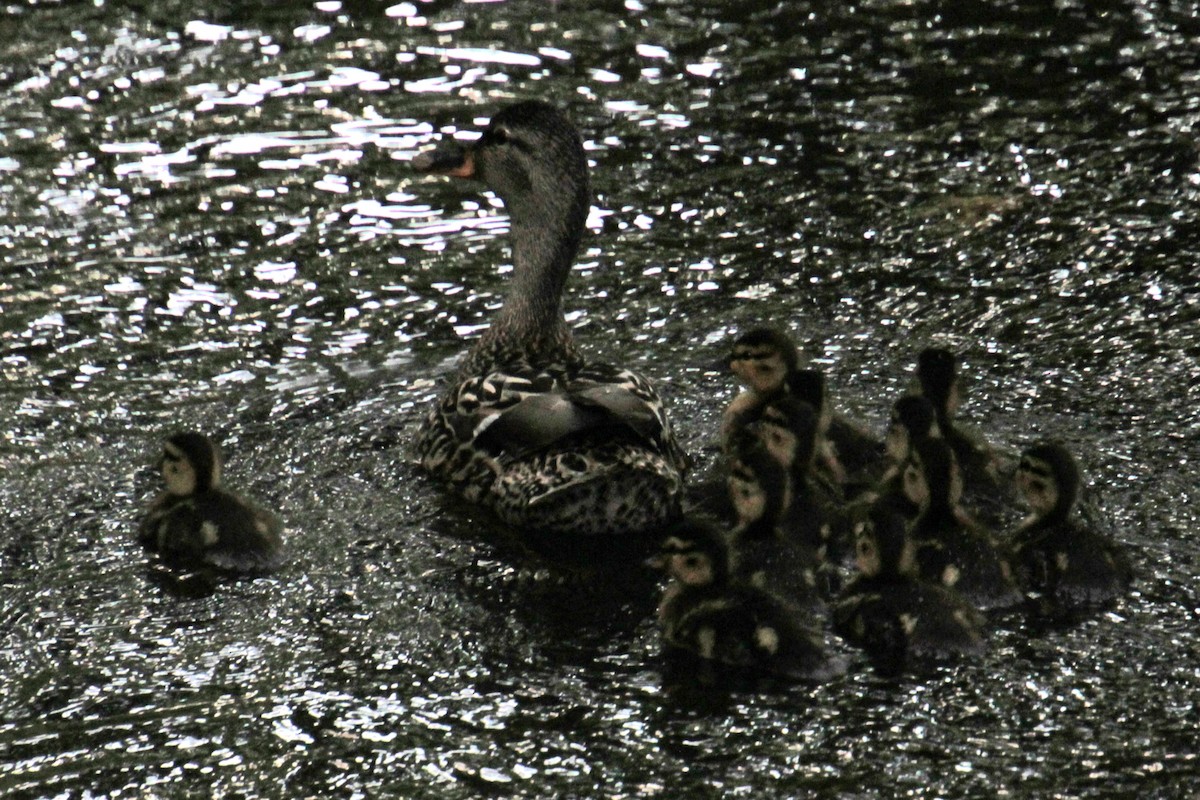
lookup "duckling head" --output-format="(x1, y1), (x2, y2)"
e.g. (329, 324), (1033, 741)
(916, 347), (962, 417)
(885, 395), (940, 462)
(756, 396), (819, 472)
(904, 437), (961, 511)
(654, 518), (730, 588)
(727, 435), (791, 530)
(160, 432), (222, 497)
(1017, 440), (1080, 522)
(727, 327), (799, 395)
(855, 506), (917, 578)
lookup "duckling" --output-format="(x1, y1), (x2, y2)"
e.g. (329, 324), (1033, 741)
(725, 434), (825, 612)
(904, 437), (1023, 611)
(868, 394), (942, 521)
(652, 518), (841, 681)
(915, 347), (1014, 523)
(792, 368), (884, 490)
(139, 432), (285, 573)
(1009, 441), (1132, 610)
(413, 101), (688, 538)
(833, 505), (985, 671)
(721, 327), (800, 448)
(753, 395), (852, 565)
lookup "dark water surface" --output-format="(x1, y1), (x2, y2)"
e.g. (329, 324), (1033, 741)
(2, 0), (1198, 796)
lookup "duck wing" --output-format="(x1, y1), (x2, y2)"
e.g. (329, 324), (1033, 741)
(468, 363), (682, 463)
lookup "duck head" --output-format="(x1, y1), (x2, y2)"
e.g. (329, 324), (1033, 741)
(413, 100), (589, 250)
(755, 396), (819, 474)
(726, 327), (799, 395)
(653, 518), (730, 588)
(903, 436), (961, 512)
(885, 394), (941, 462)
(1016, 441), (1080, 524)
(160, 431), (222, 497)
(916, 347), (962, 418)
(727, 434), (792, 533)
(855, 505), (917, 578)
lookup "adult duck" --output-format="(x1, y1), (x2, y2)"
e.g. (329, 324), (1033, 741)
(412, 101), (688, 537)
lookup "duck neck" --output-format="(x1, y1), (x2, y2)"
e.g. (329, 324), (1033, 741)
(918, 495), (957, 531)
(466, 182), (588, 373)
(735, 512), (780, 544)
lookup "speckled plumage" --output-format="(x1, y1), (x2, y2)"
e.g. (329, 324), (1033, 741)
(414, 102), (687, 537)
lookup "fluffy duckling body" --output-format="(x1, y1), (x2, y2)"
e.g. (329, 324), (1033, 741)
(139, 432), (285, 573)
(905, 438), (1023, 611)
(833, 506), (985, 670)
(413, 102), (688, 537)
(653, 519), (841, 681)
(1009, 442), (1132, 610)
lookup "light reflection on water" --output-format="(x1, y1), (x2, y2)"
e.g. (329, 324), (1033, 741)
(2, 1), (1200, 797)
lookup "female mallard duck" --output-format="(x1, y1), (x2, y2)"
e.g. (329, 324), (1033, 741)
(412, 101), (688, 537)
(1009, 441), (1132, 611)
(725, 433), (825, 611)
(833, 505), (985, 671)
(652, 518), (841, 681)
(139, 432), (285, 573)
(904, 437), (1023, 611)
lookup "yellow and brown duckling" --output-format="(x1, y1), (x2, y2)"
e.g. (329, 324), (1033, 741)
(651, 518), (842, 681)
(139, 432), (285, 573)
(751, 395), (850, 560)
(904, 437), (1023, 611)
(833, 505), (985, 672)
(725, 433), (826, 612)
(413, 101), (688, 537)
(867, 394), (942, 521)
(915, 347), (1015, 523)
(1009, 441), (1132, 611)
(722, 327), (801, 448)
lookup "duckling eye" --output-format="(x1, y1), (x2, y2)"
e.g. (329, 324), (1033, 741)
(489, 125), (512, 144)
